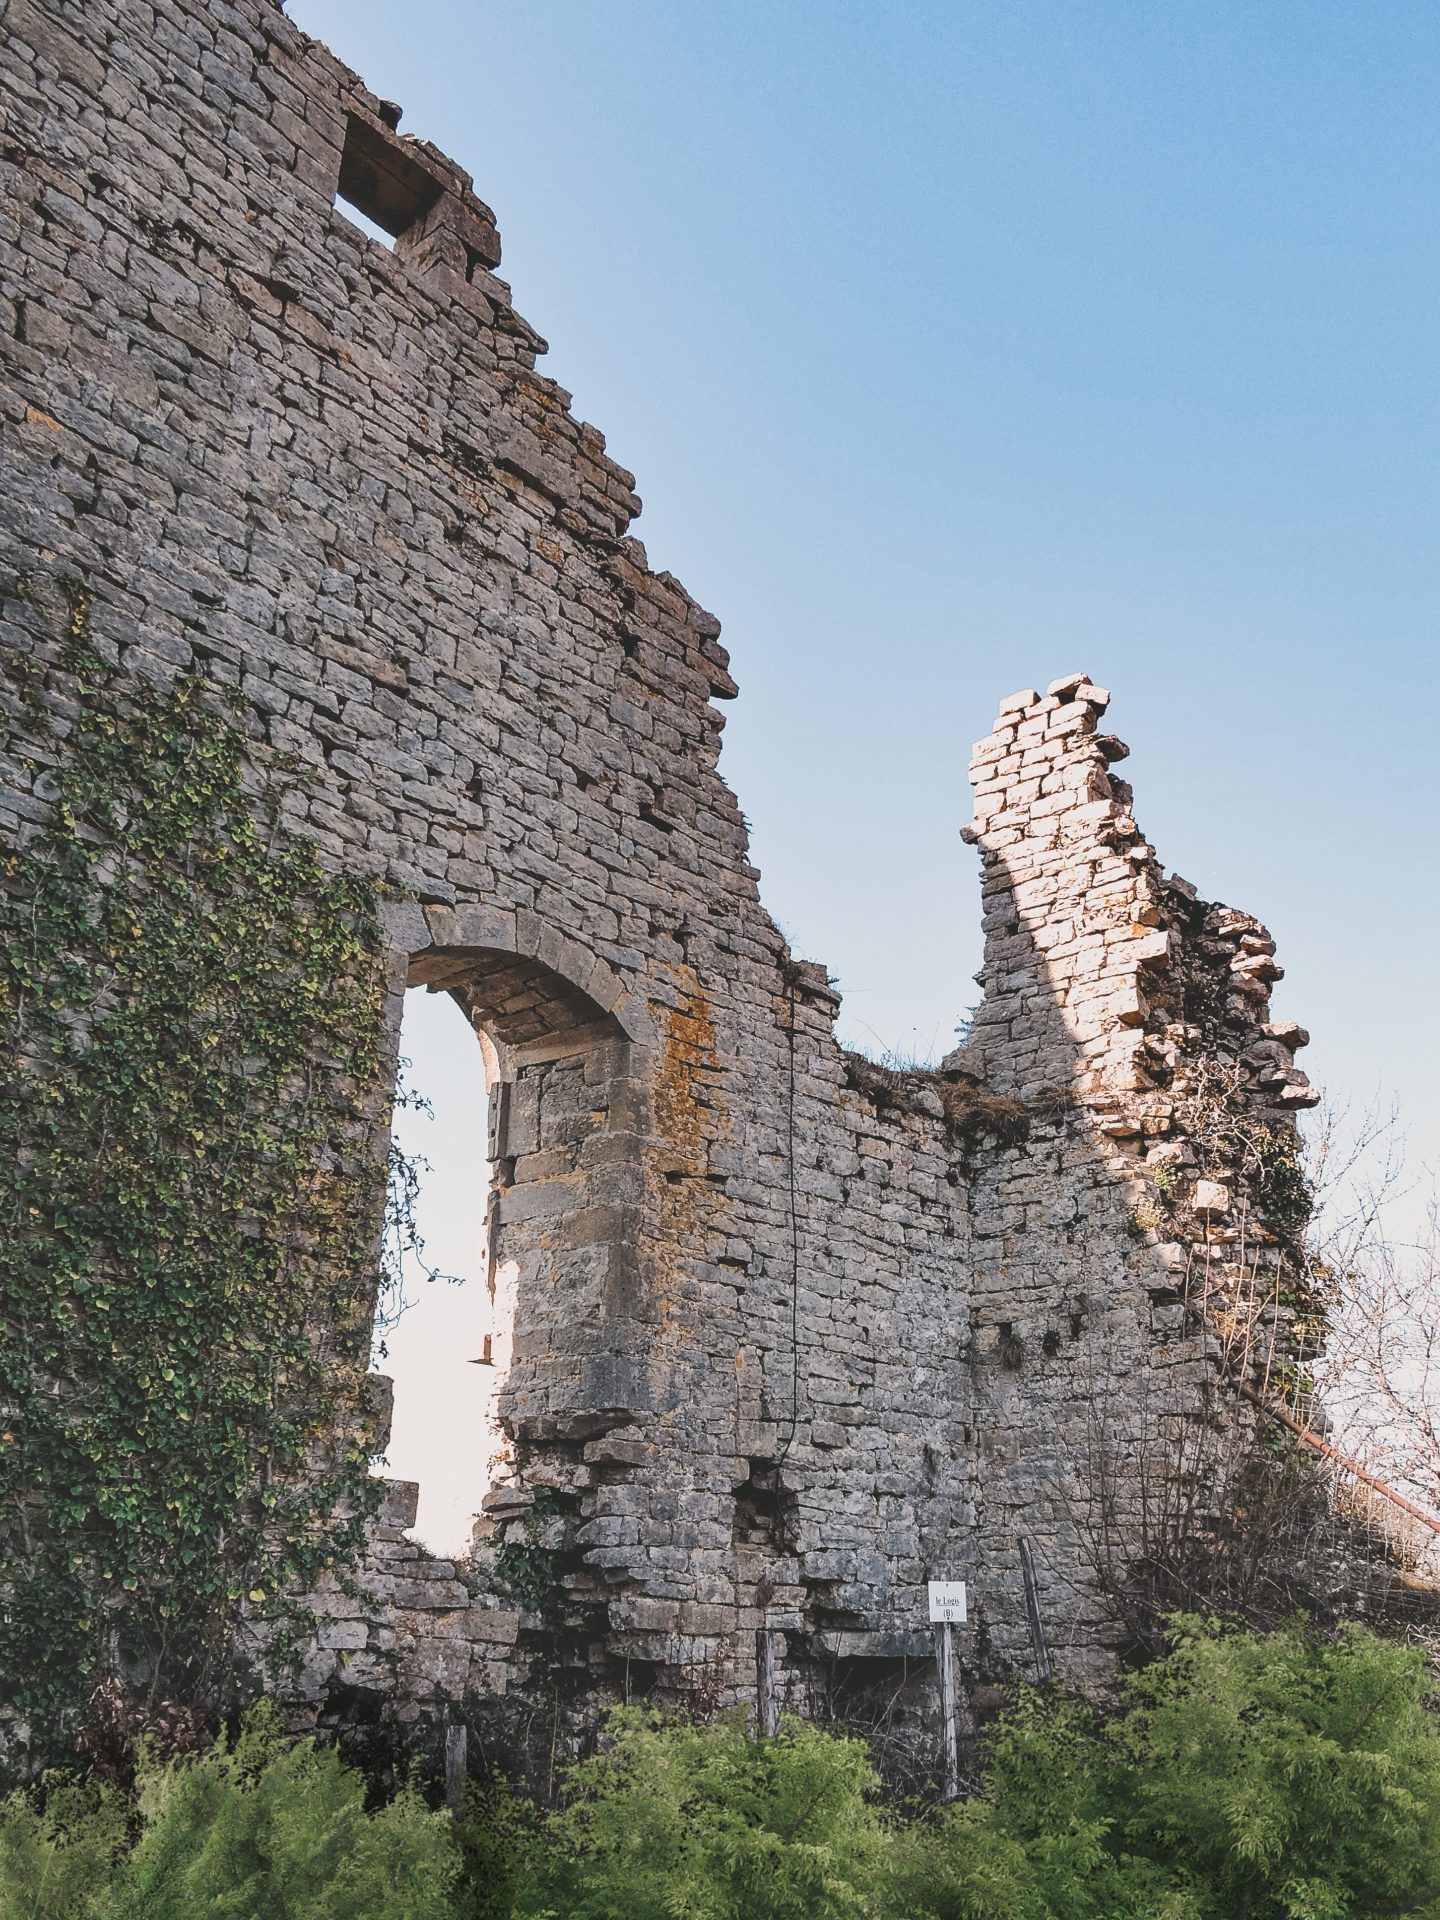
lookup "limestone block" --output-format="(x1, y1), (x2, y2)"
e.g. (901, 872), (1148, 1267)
(317, 1620), (371, 1652)
(376, 1479), (419, 1530)
(1191, 1180), (1231, 1218)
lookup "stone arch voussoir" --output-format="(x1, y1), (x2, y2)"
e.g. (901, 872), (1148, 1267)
(379, 899), (656, 1058)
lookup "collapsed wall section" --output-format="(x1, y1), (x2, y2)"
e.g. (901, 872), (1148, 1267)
(952, 674), (1320, 1666)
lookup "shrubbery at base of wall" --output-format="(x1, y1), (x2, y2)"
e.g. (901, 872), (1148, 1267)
(5, 1617), (1440, 1920)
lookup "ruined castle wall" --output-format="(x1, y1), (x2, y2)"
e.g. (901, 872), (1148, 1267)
(950, 676), (1317, 1675)
(0, 0), (1315, 1757)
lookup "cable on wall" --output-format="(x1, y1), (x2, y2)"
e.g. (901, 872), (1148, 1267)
(775, 963), (803, 1468)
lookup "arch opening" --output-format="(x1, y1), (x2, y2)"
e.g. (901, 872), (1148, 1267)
(368, 914), (656, 1591)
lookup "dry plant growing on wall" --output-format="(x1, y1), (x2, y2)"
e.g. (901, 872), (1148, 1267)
(804, 1658), (948, 1799)
(1066, 1256), (1327, 1654)
(1060, 1105), (1440, 1657)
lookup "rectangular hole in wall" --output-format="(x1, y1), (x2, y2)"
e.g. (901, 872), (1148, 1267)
(335, 196), (396, 250)
(335, 112), (442, 248)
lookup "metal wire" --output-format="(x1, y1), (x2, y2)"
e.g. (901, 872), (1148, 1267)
(776, 967), (803, 1468)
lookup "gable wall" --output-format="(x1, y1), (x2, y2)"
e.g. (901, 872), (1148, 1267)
(0, 0), (1315, 1759)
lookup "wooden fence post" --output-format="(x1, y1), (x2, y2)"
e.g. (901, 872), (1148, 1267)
(937, 1620), (959, 1802)
(757, 1626), (780, 1737)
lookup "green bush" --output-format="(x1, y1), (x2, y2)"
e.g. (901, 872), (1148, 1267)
(452, 1779), (539, 1920)
(0, 1776), (127, 1920)
(0, 1704), (456, 1920)
(885, 1689), (1165, 1920)
(3, 1622), (1440, 1918)
(1112, 1616), (1440, 1918)
(511, 1708), (886, 1920)
(887, 1615), (1440, 1920)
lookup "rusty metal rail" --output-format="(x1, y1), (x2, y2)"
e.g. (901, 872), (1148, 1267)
(1239, 1383), (1440, 1538)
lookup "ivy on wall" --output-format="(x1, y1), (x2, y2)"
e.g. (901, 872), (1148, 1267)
(0, 576), (390, 1757)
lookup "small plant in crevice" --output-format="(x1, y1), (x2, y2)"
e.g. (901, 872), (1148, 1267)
(842, 1049), (1030, 1148)
(1123, 1203), (1163, 1240)
(1180, 963), (1227, 1029)
(0, 572), (393, 1765)
(1253, 1128), (1314, 1240)
(493, 1490), (563, 1615)
(1150, 1159), (1183, 1206)
(1174, 1059), (1315, 1245)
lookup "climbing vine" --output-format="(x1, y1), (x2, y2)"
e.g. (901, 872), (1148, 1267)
(374, 1063), (461, 1363)
(493, 1490), (563, 1615)
(0, 574), (392, 1756)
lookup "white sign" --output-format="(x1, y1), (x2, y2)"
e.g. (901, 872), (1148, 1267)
(928, 1580), (968, 1624)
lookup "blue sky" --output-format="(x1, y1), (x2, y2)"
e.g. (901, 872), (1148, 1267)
(285, 0), (1439, 1547)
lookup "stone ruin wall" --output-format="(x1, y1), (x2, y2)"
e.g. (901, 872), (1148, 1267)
(0, 0), (1318, 1765)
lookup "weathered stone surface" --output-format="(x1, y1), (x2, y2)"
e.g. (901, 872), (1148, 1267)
(0, 2), (1319, 1762)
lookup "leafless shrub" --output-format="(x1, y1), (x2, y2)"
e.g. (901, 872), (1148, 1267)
(804, 1654), (947, 1798)
(1059, 1113), (1440, 1657)
(1307, 1100), (1440, 1575)
(75, 1673), (212, 1788)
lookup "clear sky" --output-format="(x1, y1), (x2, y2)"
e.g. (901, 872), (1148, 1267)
(284, 0), (1439, 1552)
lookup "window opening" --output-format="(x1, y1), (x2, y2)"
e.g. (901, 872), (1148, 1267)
(376, 986), (508, 1558)
(335, 198), (396, 251)
(334, 112), (442, 248)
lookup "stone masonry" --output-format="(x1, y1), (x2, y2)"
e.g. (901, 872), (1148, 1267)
(0, 0), (1319, 1766)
